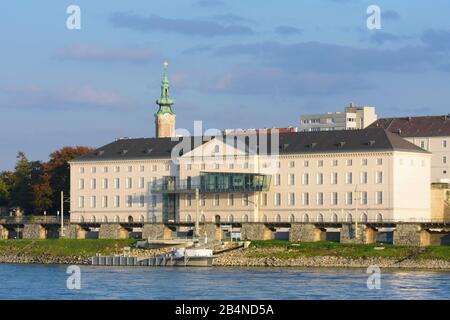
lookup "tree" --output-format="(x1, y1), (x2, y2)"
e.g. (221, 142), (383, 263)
(0, 179), (9, 206)
(10, 152), (33, 213)
(32, 173), (53, 213)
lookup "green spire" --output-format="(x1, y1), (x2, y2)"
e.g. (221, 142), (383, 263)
(156, 61), (175, 115)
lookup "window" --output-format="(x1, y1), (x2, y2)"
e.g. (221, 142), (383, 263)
(347, 159), (352, 166)
(90, 196), (96, 209)
(443, 156), (447, 164)
(303, 160), (309, 167)
(361, 172), (368, 184)
(318, 160), (323, 167)
(200, 195), (206, 206)
(151, 177), (157, 186)
(331, 192), (338, 205)
(228, 163), (234, 169)
(361, 159), (368, 166)
(186, 164), (192, 170)
(346, 192), (353, 205)
(289, 161), (295, 168)
(103, 166), (108, 173)
(228, 194), (234, 206)
(139, 177), (145, 189)
(114, 166), (120, 173)
(346, 172), (353, 184)
(317, 173), (324, 185)
(331, 172), (338, 185)
(274, 174), (281, 186)
(185, 194), (192, 207)
(152, 195), (157, 207)
(79, 167), (84, 174)
(332, 160), (338, 166)
(127, 166), (132, 173)
(302, 173), (309, 185)
(376, 191), (383, 205)
(289, 193), (295, 206)
(317, 192), (324, 206)
(140, 165), (145, 172)
(126, 178), (132, 189)
(114, 196), (120, 208)
(165, 164), (170, 171)
(377, 158), (383, 165)
(420, 141), (425, 149)
(214, 194), (220, 206)
(78, 179), (84, 190)
(302, 193), (309, 206)
(243, 193), (249, 206)
(114, 178), (120, 189)
(361, 192), (368, 205)
(126, 195), (132, 207)
(91, 167), (96, 174)
(274, 193), (281, 206)
(243, 162), (249, 169)
(376, 171), (383, 184)
(443, 140), (448, 148)
(152, 165), (157, 172)
(102, 178), (108, 189)
(288, 174), (295, 186)
(78, 196), (84, 209)
(262, 193), (268, 206)
(91, 178), (96, 190)
(214, 163), (220, 169)
(201, 163), (206, 170)
(139, 195), (145, 208)
(102, 196), (108, 208)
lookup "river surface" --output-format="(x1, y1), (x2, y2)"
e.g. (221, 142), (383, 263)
(0, 264), (448, 300)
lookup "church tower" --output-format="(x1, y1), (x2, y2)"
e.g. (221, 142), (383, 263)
(155, 62), (176, 138)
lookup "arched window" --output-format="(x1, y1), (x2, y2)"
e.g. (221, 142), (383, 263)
(214, 215), (221, 224)
(200, 214), (206, 223)
(376, 213), (383, 222)
(90, 216), (96, 223)
(103, 216), (108, 223)
(242, 214), (249, 222)
(331, 213), (338, 223)
(303, 213), (309, 223)
(289, 214), (295, 223)
(114, 215), (120, 223)
(262, 215), (268, 223)
(275, 214), (281, 222)
(346, 213), (353, 223)
(128, 216), (134, 223)
(151, 214), (156, 223)
(139, 215), (145, 222)
(228, 214), (234, 223)
(186, 214), (192, 223)
(79, 216), (84, 223)
(317, 214), (324, 223)
(361, 213), (368, 223)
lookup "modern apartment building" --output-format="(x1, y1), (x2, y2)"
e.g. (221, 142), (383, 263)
(69, 128), (431, 224)
(370, 115), (450, 183)
(300, 103), (377, 132)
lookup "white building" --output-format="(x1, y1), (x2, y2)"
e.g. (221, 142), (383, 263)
(370, 115), (450, 183)
(300, 103), (377, 132)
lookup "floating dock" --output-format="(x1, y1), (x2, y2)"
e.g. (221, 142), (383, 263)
(91, 253), (213, 267)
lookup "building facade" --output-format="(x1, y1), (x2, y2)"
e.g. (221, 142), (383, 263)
(69, 129), (431, 224)
(300, 103), (377, 132)
(370, 115), (450, 183)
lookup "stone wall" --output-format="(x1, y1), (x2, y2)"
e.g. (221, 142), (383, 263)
(340, 223), (366, 244)
(289, 224), (317, 242)
(199, 223), (222, 241)
(241, 223), (274, 240)
(393, 224), (421, 246)
(99, 224), (129, 239)
(22, 224), (46, 239)
(142, 224), (165, 240)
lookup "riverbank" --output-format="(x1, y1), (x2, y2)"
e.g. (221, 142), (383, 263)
(0, 239), (449, 270)
(213, 241), (450, 270)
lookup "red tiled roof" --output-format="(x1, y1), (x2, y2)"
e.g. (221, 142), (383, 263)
(369, 115), (450, 137)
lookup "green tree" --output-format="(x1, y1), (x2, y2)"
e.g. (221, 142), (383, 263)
(10, 151), (33, 213)
(0, 178), (9, 206)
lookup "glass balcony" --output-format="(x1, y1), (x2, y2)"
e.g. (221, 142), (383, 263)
(152, 172), (271, 193)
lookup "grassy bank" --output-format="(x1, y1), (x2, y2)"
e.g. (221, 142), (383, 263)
(0, 239), (137, 258)
(249, 240), (450, 260)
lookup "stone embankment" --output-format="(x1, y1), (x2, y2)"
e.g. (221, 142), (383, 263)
(212, 248), (450, 270)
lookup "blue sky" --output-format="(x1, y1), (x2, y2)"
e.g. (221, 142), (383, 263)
(1, 0), (450, 170)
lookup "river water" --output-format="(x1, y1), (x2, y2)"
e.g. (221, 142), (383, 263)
(0, 264), (448, 300)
